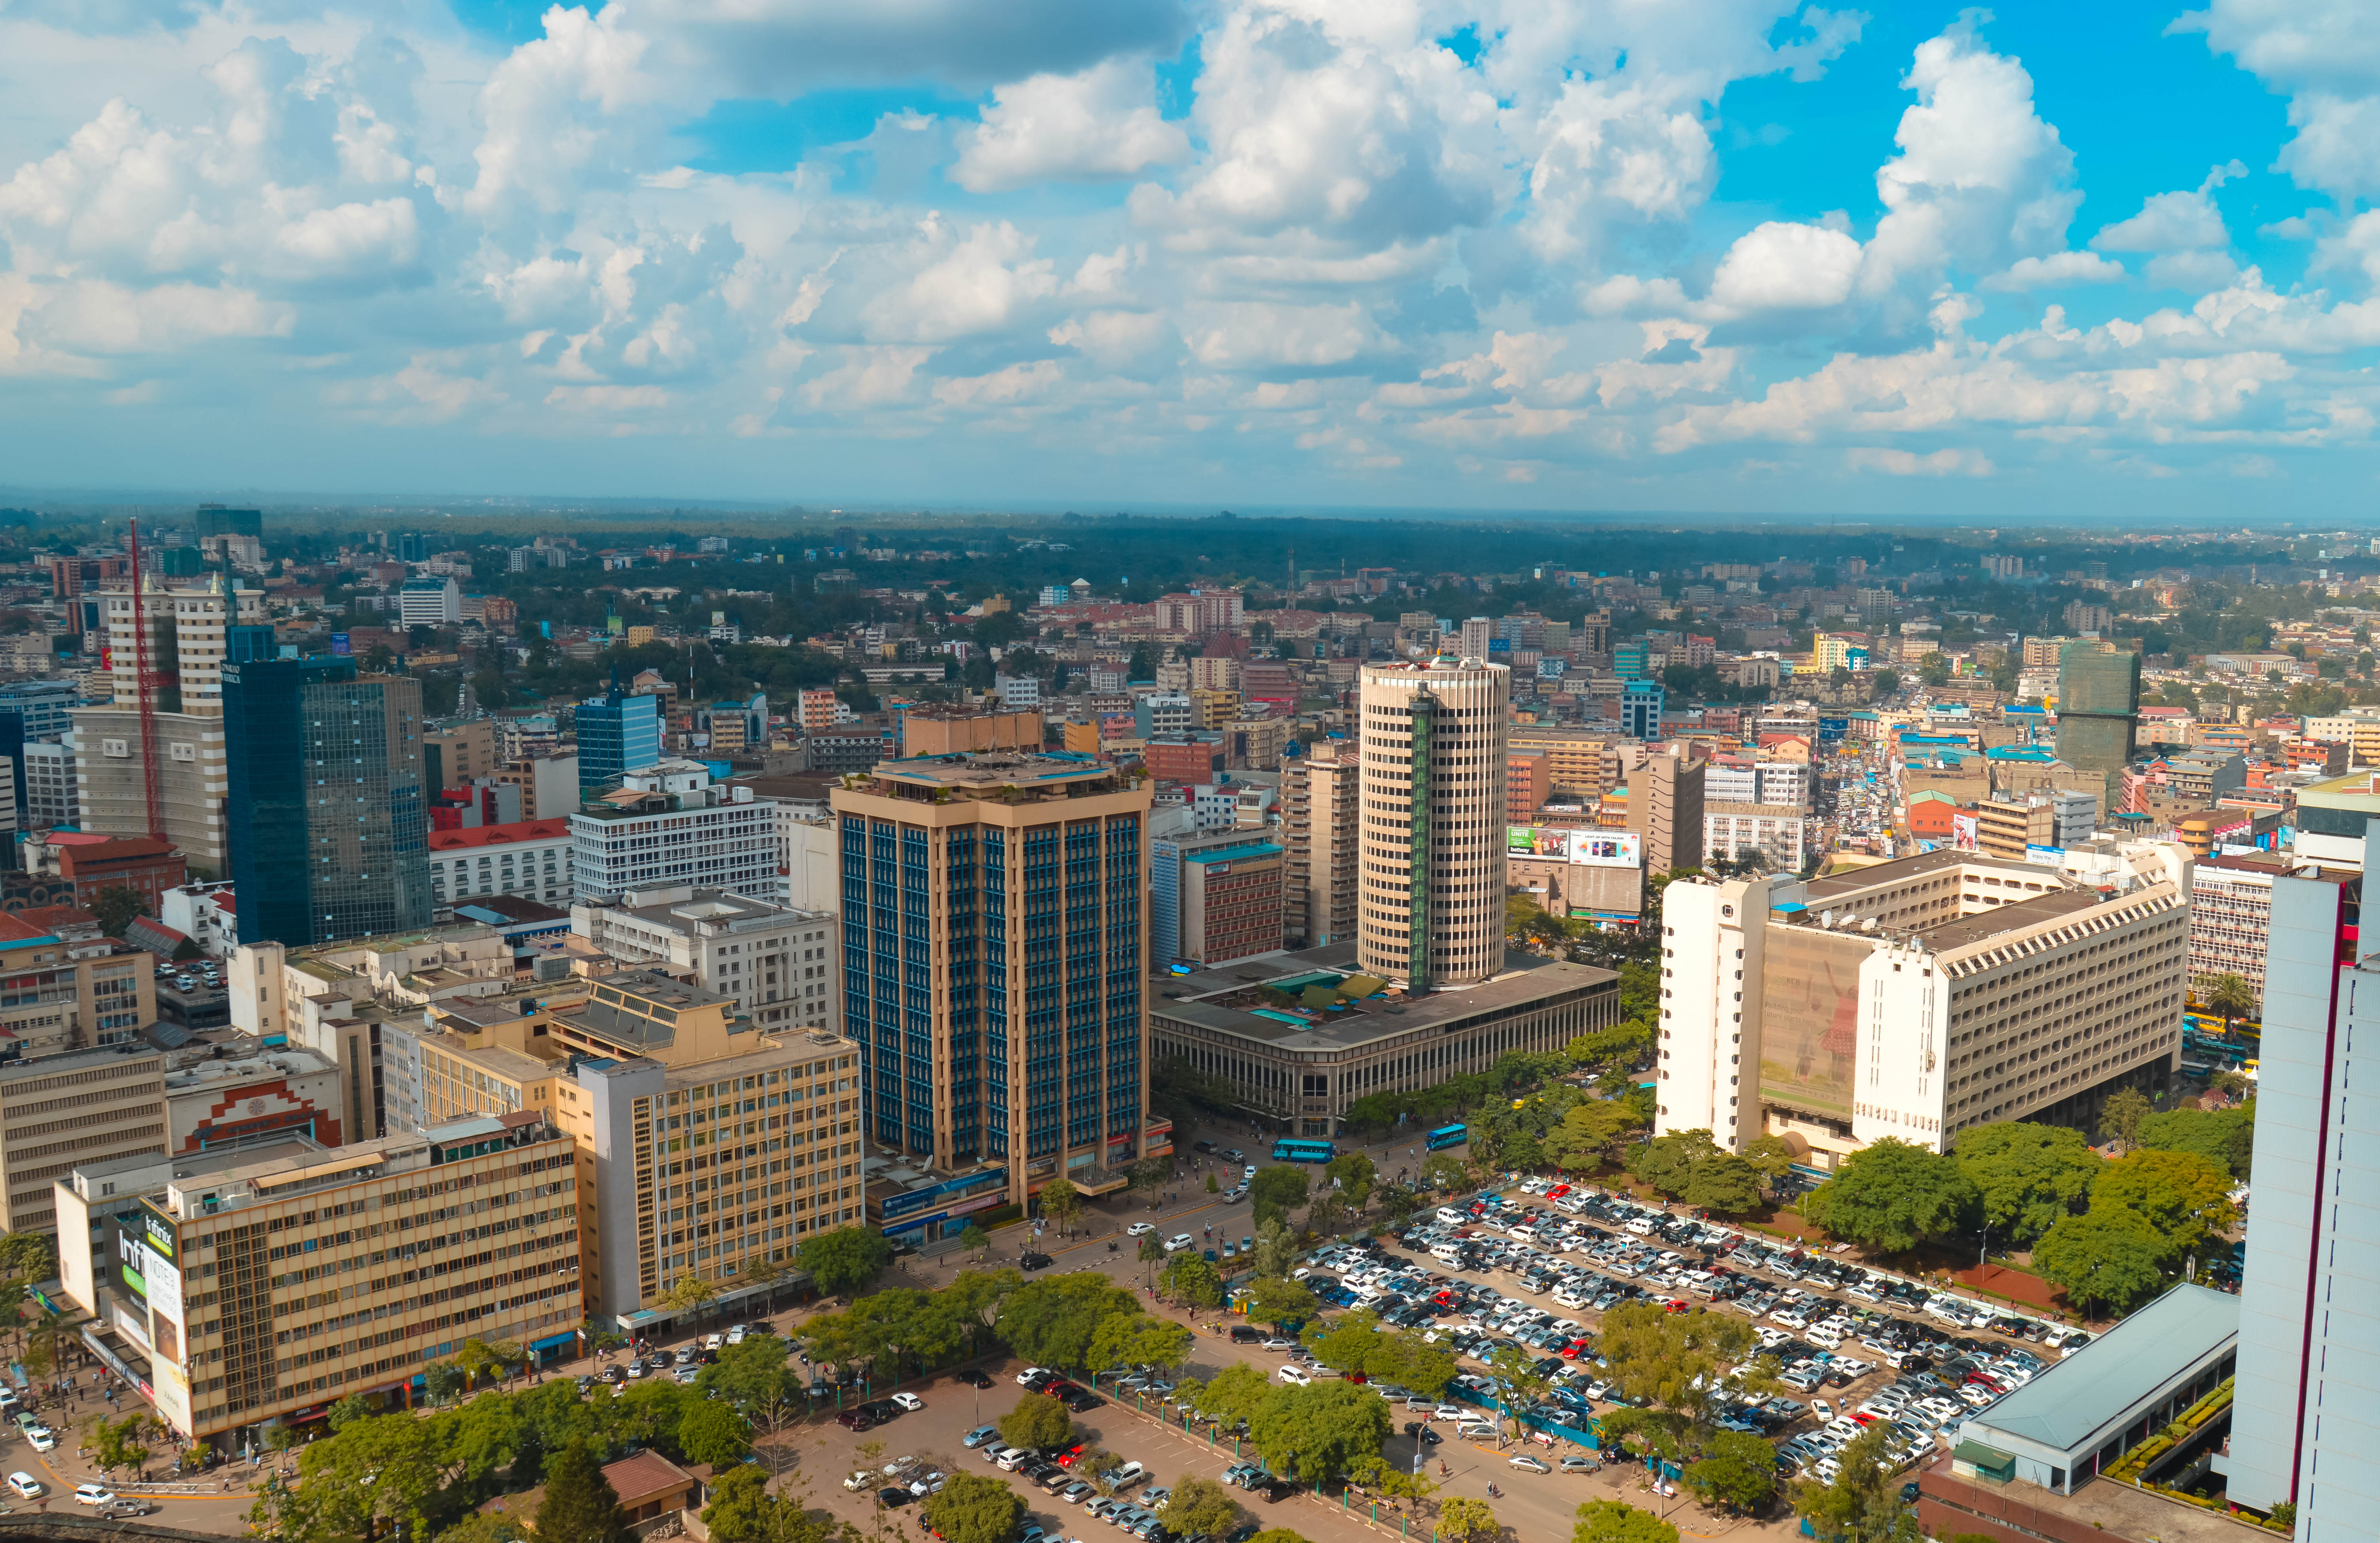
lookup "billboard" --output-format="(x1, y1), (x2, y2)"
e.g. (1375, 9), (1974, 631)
(1507, 827), (1642, 868)
(137, 1211), (183, 1363)
(1951, 813), (1979, 851)
(1758, 926), (1864, 1120)
(1818, 717), (1849, 743)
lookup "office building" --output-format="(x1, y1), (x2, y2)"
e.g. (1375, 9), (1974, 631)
(424, 720), (499, 789)
(40, 832), (187, 912)
(1506, 725), (1622, 802)
(572, 887), (839, 1033)
(0, 680), (86, 740)
(163, 1045), (344, 1152)
(490, 751), (581, 820)
(1656, 843), (2188, 1160)
(1358, 658), (1511, 992)
(796, 688), (842, 734)
(0, 1046), (168, 1238)
(2187, 854), (2308, 1000)
(1974, 790), (2098, 860)
(1150, 829), (1284, 967)
(902, 709), (1041, 757)
(427, 818), (575, 917)
(1458, 617), (1494, 659)
(53, 1111), (582, 1455)
(994, 674), (1040, 709)
(0, 906), (157, 1055)
(577, 689), (663, 792)
(1507, 750), (1550, 822)
(1150, 943), (1616, 1138)
(2055, 640), (2140, 808)
(829, 753), (1166, 1207)
(1134, 694), (1194, 739)
(1626, 751), (1704, 876)
(1620, 679), (1665, 740)
(68, 708), (229, 871)
(568, 760), (779, 906)
(398, 577), (462, 627)
(102, 579), (268, 715)
(1703, 803), (1812, 872)
(223, 658), (431, 948)
(1282, 741), (1359, 950)
(2228, 848), (2380, 1534)
(377, 972), (860, 1321)
(21, 737), (76, 829)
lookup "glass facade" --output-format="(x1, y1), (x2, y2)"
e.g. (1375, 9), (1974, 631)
(577, 691), (661, 792)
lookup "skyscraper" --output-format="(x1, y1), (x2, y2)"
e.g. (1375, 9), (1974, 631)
(1358, 657), (1510, 993)
(1282, 740), (1359, 948)
(2055, 639), (2140, 807)
(224, 657), (430, 946)
(577, 688), (663, 792)
(2228, 834), (2380, 1534)
(828, 753), (1163, 1211)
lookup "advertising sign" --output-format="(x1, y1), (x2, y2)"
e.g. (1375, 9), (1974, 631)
(331, 632), (351, 655)
(1818, 717), (1849, 743)
(1571, 832), (1641, 868)
(1952, 813), (1979, 851)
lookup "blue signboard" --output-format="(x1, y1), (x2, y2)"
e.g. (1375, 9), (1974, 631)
(330, 633), (351, 656)
(1818, 717), (1848, 743)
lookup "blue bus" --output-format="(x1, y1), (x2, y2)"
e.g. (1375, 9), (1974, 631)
(1425, 1123), (1469, 1151)
(1271, 1138), (1336, 1164)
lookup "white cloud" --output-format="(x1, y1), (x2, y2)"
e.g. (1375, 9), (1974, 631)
(1846, 446), (1994, 476)
(2176, 0), (2380, 199)
(1982, 251), (2128, 290)
(952, 59), (1190, 192)
(2091, 161), (2245, 254)
(1708, 220), (1863, 313)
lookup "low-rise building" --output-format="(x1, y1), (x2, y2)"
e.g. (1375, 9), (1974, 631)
(572, 888), (839, 1034)
(0, 908), (157, 1055)
(1703, 802), (1812, 872)
(160, 881), (239, 959)
(163, 1045), (345, 1153)
(428, 817), (576, 917)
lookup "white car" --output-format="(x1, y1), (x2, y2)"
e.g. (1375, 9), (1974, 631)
(1277, 1365), (1311, 1386)
(26, 1430), (55, 1453)
(1127, 1222), (1157, 1237)
(7, 1474), (39, 1499)
(1164, 1234), (1194, 1253)
(1016, 1367), (1048, 1385)
(890, 1392), (923, 1412)
(75, 1484), (116, 1506)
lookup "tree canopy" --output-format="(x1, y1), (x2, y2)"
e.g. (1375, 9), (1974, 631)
(1249, 1166), (1311, 1230)
(921, 1473), (1025, 1543)
(1953, 1122), (2102, 1244)
(2136, 1105), (2255, 1181)
(1573, 1498), (1680, 1543)
(795, 1226), (891, 1295)
(534, 1441), (632, 1543)
(1246, 1379), (1394, 1485)
(1801, 1137), (1978, 1253)
(995, 1275), (1141, 1370)
(2091, 1148), (2238, 1257)
(2033, 1208), (2172, 1316)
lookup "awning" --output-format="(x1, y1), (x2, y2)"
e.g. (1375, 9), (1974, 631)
(1951, 1441), (2015, 1482)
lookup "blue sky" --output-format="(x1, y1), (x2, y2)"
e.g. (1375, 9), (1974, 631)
(1, 0), (2378, 517)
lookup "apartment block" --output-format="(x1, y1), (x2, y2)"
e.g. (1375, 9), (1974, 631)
(1626, 751), (1705, 876)
(572, 887), (839, 1034)
(0, 1046), (168, 1237)
(830, 754), (1163, 1210)
(1702, 802), (1812, 873)
(21, 737), (77, 830)
(102, 580), (268, 715)
(1508, 750), (1550, 821)
(569, 760), (781, 906)
(424, 720), (499, 788)
(1658, 844), (2188, 1163)
(492, 751), (582, 820)
(1282, 742), (1358, 950)
(54, 1112), (582, 1454)
(0, 908), (157, 1056)
(377, 971), (861, 1323)
(1506, 725), (1622, 802)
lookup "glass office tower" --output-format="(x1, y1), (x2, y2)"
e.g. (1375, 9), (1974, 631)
(576, 690), (663, 793)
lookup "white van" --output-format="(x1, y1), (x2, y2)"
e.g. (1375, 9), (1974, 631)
(1551, 1287), (1586, 1311)
(1278, 1365), (1312, 1386)
(1508, 1225), (1538, 1243)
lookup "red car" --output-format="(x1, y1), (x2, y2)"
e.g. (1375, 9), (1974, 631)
(1056, 1444), (1090, 1468)
(1042, 1380), (1080, 1399)
(1548, 1184), (1571, 1198)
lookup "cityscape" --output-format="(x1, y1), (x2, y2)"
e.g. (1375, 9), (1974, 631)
(0, 3), (2370, 1543)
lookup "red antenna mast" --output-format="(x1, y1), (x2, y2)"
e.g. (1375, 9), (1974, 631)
(125, 518), (164, 842)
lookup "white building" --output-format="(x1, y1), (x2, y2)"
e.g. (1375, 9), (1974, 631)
(568, 759), (779, 905)
(1658, 842), (2189, 1164)
(1357, 657), (1511, 990)
(427, 816), (576, 917)
(995, 673), (1041, 709)
(20, 738), (76, 830)
(399, 577), (462, 627)
(102, 581), (266, 714)
(160, 880), (238, 959)
(1703, 802), (1812, 872)
(773, 802), (838, 912)
(572, 887), (839, 1034)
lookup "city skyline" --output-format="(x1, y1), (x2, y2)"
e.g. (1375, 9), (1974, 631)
(0, 2), (2372, 516)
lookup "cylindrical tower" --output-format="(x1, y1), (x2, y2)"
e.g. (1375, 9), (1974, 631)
(1358, 657), (1510, 990)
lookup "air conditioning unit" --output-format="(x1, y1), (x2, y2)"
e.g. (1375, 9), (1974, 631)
(170, 742), (197, 762)
(101, 738), (129, 758)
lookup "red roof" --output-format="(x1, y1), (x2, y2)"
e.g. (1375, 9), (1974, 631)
(426, 817), (572, 852)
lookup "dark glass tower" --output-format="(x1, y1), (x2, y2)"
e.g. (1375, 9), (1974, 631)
(225, 657), (431, 946)
(576, 689), (662, 792)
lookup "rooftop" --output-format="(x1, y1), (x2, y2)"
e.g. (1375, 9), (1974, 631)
(1183, 842), (1283, 865)
(1153, 942), (1617, 1050)
(428, 818), (572, 851)
(1965, 1283), (2238, 1453)
(864, 751), (1120, 791)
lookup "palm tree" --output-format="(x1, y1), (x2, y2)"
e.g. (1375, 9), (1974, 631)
(2204, 973), (2258, 1040)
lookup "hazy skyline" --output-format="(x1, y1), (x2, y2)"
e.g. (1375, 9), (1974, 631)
(0, 0), (2371, 517)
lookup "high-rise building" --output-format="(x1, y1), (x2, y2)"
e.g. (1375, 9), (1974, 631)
(1282, 741), (1359, 949)
(829, 753), (1165, 1209)
(102, 578), (267, 715)
(21, 737), (76, 829)
(53, 1111), (582, 1455)
(67, 708), (227, 868)
(1358, 658), (1510, 992)
(2228, 846), (2380, 1533)
(568, 760), (780, 905)
(2, 1046), (168, 1239)
(223, 658), (431, 947)
(1458, 617), (1494, 659)
(1656, 844), (2187, 1159)
(572, 887), (840, 1035)
(1620, 679), (1665, 739)
(1149, 828), (1283, 967)
(1625, 751), (1705, 876)
(2056, 639), (2140, 808)
(577, 689), (663, 792)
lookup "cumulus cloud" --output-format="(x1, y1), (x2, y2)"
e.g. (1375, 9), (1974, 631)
(952, 58), (1190, 192)
(1982, 251), (2128, 290)
(1709, 220), (1863, 313)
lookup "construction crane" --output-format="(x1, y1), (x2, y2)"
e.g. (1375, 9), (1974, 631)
(125, 517), (165, 842)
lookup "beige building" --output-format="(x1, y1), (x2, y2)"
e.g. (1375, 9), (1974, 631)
(493, 751), (582, 819)
(572, 887), (839, 1034)
(102, 581), (267, 715)
(1506, 724), (1622, 802)
(901, 709), (1044, 757)
(373, 971), (860, 1325)
(830, 754), (1167, 1209)
(1625, 750), (1705, 877)
(1658, 843), (2189, 1164)
(426, 720), (500, 787)
(68, 708), (229, 871)
(1359, 658), (1511, 991)
(0, 907), (158, 1056)
(1282, 742), (1359, 949)
(1, 1046), (168, 1238)
(54, 1111), (582, 1454)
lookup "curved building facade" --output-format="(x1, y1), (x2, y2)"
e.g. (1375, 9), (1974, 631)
(1358, 658), (1510, 990)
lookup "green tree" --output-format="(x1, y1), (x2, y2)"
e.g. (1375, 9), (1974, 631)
(677, 1398), (753, 1467)
(1597, 1302), (1763, 1446)
(997, 1393), (1073, 1453)
(2033, 1208), (2171, 1316)
(1628, 1128), (1721, 1198)
(1242, 1276), (1319, 1331)
(1160, 1476), (1243, 1538)
(435, 1514), (534, 1543)
(1437, 1496), (1500, 1543)
(1546, 1101), (1645, 1173)
(2203, 972), (2257, 1032)
(1681, 1152), (1763, 1215)
(1742, 1134), (1798, 1191)
(1684, 1429), (1778, 1514)
(1038, 1177), (1084, 1233)
(89, 884), (148, 938)
(700, 1467), (794, 1543)
(1420, 1152), (1470, 1190)
(2099, 1087), (2154, 1153)
(1572, 1498), (1679, 1543)
(1247, 1531), (1313, 1543)
(1251, 1218), (1299, 1279)
(922, 1472), (1027, 1543)
(2092, 1148), (2238, 1257)
(0, 1232), (55, 1281)
(1160, 1251), (1224, 1308)
(795, 1225), (892, 1295)
(1138, 1233), (1169, 1282)
(700, 1331), (804, 1417)
(1954, 1122), (2103, 1245)
(85, 1412), (152, 1478)
(1323, 1151), (1377, 1212)
(327, 1393), (375, 1431)
(994, 1275), (1139, 1369)
(2136, 1106), (2255, 1180)
(1792, 1424), (1915, 1543)
(661, 1272), (718, 1318)
(957, 1223), (991, 1256)
(1800, 1137), (1979, 1253)
(1088, 1312), (1193, 1374)
(1248, 1380), (1393, 1485)
(1196, 1363), (1276, 1428)
(1486, 1344), (1560, 1443)
(1249, 1166), (1311, 1231)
